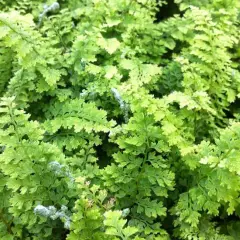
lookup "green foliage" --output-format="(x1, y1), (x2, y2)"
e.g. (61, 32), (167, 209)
(104, 210), (140, 240)
(0, 97), (76, 239)
(0, 0), (240, 239)
(172, 121), (240, 239)
(67, 176), (114, 240)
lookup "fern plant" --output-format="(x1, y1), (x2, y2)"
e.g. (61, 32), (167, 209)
(0, 97), (76, 239)
(0, 0), (240, 239)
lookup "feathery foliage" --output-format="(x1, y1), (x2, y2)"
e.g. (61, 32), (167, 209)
(0, 0), (240, 239)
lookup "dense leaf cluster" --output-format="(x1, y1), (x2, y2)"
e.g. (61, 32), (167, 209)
(0, 0), (240, 239)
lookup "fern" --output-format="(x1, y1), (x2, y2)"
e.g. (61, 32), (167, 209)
(0, 11), (66, 106)
(0, 97), (76, 239)
(0, 0), (240, 239)
(172, 121), (240, 239)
